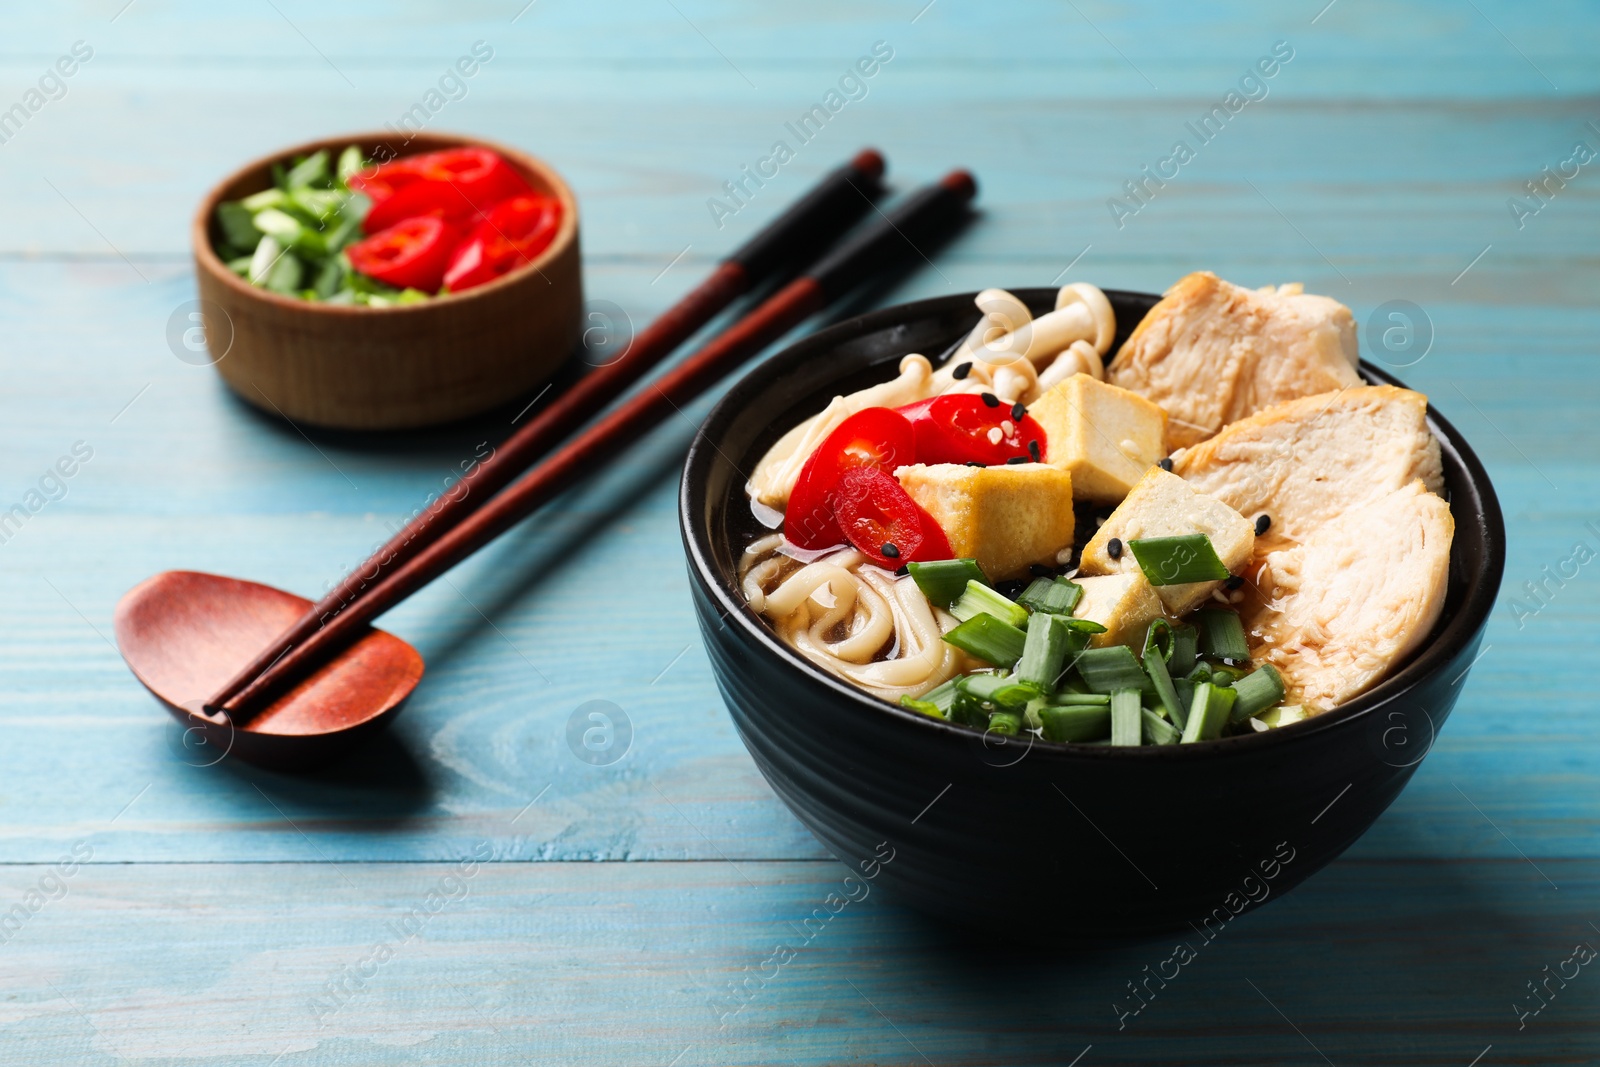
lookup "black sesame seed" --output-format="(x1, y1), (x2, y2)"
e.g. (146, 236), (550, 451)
(1006, 456), (1028, 465)
(881, 542), (900, 559)
(1107, 537), (1123, 560)
(1029, 563), (1052, 578)
(1028, 439), (1041, 461)
(966, 460), (986, 468)
(1255, 514), (1272, 535)
(981, 392), (1000, 408)
(952, 361), (973, 380)
(1011, 401), (1026, 420)
(1225, 575), (1244, 590)
(1158, 457), (1174, 472)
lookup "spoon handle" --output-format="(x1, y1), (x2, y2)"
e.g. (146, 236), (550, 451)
(203, 150), (887, 715)
(219, 171), (977, 721)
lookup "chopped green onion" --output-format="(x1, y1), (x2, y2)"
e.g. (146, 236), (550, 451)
(1180, 682), (1237, 743)
(1023, 696), (1047, 732)
(324, 216), (363, 255)
(1110, 688), (1142, 746)
(1196, 608), (1250, 663)
(1186, 661), (1213, 684)
(942, 614), (1027, 667)
(1249, 704), (1306, 731)
(248, 234), (283, 286)
(336, 145), (366, 186)
(1228, 664), (1286, 722)
(1142, 708), (1181, 745)
(907, 559), (989, 607)
(312, 257), (346, 299)
(270, 160), (290, 191)
(1017, 613), (1071, 691)
(987, 711), (1022, 736)
(1142, 618), (1174, 661)
(957, 672), (1037, 709)
(1128, 534), (1231, 586)
(1016, 577), (1083, 615)
(1048, 692), (1111, 706)
(286, 149), (330, 190)
(1062, 616), (1109, 635)
(242, 187), (288, 214)
(1169, 623), (1199, 676)
(264, 251), (304, 294)
(1208, 664), (1246, 687)
(1172, 676), (1195, 718)
(1074, 645), (1145, 693)
(950, 581), (1028, 628)
(1142, 625), (1185, 727)
(1038, 704), (1110, 743)
(216, 201), (262, 249)
(900, 678), (960, 720)
(251, 207), (328, 258)
(949, 693), (989, 729)
(289, 187), (346, 224)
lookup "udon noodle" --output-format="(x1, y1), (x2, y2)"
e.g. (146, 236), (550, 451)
(742, 284), (1118, 698)
(740, 533), (965, 699)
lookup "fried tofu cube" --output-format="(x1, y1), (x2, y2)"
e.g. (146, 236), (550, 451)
(1079, 467), (1255, 616)
(1029, 374), (1167, 504)
(1071, 572), (1165, 649)
(896, 462), (1074, 581)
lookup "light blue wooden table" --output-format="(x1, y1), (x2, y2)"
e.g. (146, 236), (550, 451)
(2, 1), (1596, 1062)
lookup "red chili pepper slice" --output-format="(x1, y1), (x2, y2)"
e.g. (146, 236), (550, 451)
(443, 195), (563, 292)
(910, 501), (953, 561)
(785, 408), (915, 550)
(345, 215), (456, 293)
(895, 392), (1048, 466)
(353, 148), (534, 233)
(834, 466), (929, 568)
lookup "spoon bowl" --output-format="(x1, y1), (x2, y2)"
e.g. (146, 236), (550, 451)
(114, 571), (424, 769)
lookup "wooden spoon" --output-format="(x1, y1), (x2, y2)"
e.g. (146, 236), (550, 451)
(115, 571), (422, 769)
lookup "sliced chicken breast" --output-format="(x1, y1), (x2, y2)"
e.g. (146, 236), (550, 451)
(1172, 384), (1444, 555)
(1244, 480), (1453, 711)
(1108, 272), (1362, 448)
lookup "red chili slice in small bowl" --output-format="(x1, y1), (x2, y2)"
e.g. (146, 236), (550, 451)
(345, 215), (457, 293)
(355, 147), (535, 233)
(444, 195), (563, 293)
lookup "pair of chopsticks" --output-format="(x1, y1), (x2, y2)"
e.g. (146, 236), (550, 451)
(209, 151), (977, 722)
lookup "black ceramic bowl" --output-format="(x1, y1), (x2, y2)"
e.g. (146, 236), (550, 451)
(680, 288), (1505, 941)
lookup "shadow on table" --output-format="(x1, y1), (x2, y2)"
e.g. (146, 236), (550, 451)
(823, 806), (1579, 1064)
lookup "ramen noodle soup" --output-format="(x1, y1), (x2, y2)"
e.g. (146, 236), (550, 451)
(738, 274), (1454, 744)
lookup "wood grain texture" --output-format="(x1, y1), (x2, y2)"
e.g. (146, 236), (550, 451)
(0, 0), (1596, 1060)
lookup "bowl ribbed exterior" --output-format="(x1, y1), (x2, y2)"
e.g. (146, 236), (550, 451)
(681, 289), (1504, 941)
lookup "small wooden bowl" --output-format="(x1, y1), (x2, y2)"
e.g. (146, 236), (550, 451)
(192, 132), (582, 430)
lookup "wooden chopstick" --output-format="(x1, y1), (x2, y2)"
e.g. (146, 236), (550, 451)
(218, 170), (977, 722)
(204, 150), (887, 717)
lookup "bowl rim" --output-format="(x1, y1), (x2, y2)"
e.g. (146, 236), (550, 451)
(190, 130), (579, 315)
(680, 286), (1507, 760)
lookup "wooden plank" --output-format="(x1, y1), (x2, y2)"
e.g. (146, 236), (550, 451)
(0, 857), (1595, 1064)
